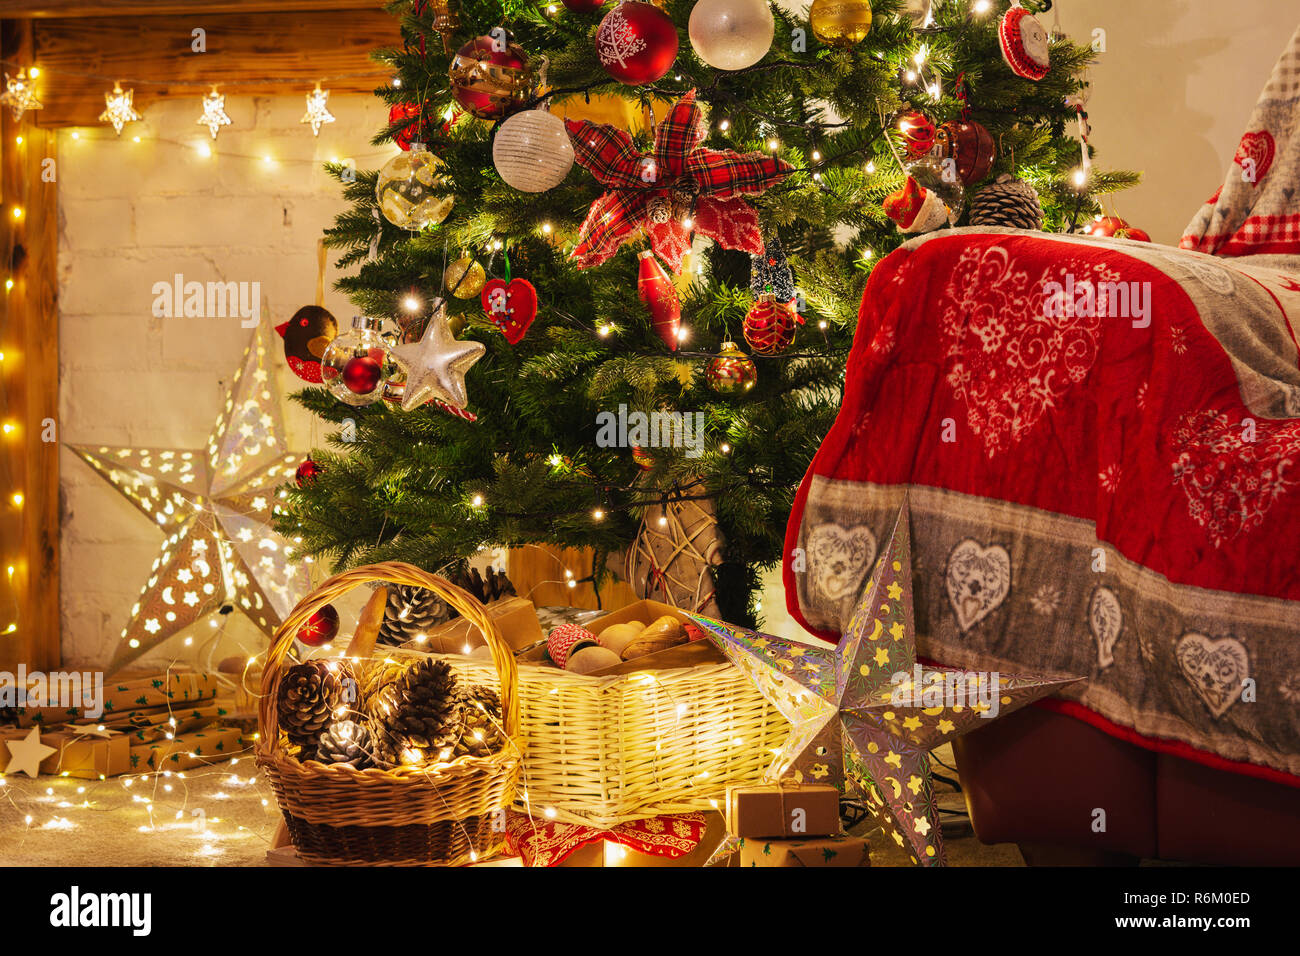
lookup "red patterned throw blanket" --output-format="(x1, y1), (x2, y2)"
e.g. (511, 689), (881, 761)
(785, 227), (1300, 786)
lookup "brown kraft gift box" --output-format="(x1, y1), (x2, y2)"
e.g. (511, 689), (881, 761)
(726, 783), (841, 839)
(420, 597), (544, 654)
(737, 834), (870, 867)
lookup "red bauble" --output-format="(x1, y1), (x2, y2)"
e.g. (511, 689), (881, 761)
(897, 111), (936, 160)
(297, 604), (340, 647)
(743, 294), (797, 355)
(933, 119), (996, 185)
(389, 103), (423, 151)
(596, 2), (679, 85)
(342, 355), (383, 394)
(295, 457), (322, 487)
(449, 34), (532, 120)
(637, 251), (681, 350)
(563, 0), (606, 10)
(1082, 216), (1151, 242)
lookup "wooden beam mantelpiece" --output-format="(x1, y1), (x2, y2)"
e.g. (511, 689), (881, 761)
(29, 8), (401, 127)
(0, 19), (60, 672)
(0, 1), (382, 17)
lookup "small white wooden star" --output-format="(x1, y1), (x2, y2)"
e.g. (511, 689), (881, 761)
(5, 728), (56, 777)
(197, 88), (232, 140)
(300, 84), (335, 136)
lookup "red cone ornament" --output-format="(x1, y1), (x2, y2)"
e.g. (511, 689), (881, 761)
(596, 2), (679, 85)
(638, 251), (681, 350)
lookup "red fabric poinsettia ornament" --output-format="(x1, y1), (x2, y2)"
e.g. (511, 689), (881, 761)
(565, 90), (792, 273)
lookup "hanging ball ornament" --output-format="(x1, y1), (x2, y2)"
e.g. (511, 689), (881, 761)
(907, 154), (965, 220)
(444, 256), (487, 298)
(375, 145), (454, 231)
(999, 0), (1050, 81)
(296, 604), (340, 647)
(897, 111), (936, 160)
(493, 108), (575, 192)
(743, 293), (797, 356)
(295, 457), (323, 488)
(932, 119), (996, 185)
(321, 315), (393, 406)
(809, 0), (872, 48)
(596, 1), (680, 85)
(706, 340), (758, 395)
(449, 32), (533, 120)
(688, 0), (774, 72)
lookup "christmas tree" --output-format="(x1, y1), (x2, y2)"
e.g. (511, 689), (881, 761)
(280, 0), (1136, 626)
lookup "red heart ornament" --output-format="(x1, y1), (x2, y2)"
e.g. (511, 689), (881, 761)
(1233, 130), (1275, 185)
(481, 277), (538, 344)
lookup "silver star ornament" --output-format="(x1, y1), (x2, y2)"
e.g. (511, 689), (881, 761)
(391, 304), (485, 411)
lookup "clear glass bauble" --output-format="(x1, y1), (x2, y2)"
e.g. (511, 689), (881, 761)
(375, 144), (454, 232)
(320, 315), (394, 406)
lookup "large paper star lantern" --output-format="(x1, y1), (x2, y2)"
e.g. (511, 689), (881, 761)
(691, 499), (1083, 866)
(71, 322), (311, 672)
(566, 90), (792, 273)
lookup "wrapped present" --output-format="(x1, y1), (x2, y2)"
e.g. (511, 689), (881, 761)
(726, 783), (841, 839)
(41, 728), (132, 779)
(130, 726), (244, 772)
(16, 671), (221, 727)
(504, 809), (725, 867)
(420, 596), (544, 655)
(738, 834), (870, 868)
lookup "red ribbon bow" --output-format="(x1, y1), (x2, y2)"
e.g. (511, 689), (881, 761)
(566, 91), (792, 273)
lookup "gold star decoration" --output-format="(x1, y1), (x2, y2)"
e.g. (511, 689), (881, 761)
(5, 728), (56, 777)
(99, 82), (141, 135)
(300, 83), (335, 136)
(197, 87), (232, 140)
(691, 498), (1083, 866)
(0, 69), (42, 122)
(71, 322), (311, 672)
(391, 301), (486, 411)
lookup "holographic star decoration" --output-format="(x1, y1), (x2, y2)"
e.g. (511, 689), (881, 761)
(71, 322), (311, 672)
(197, 87), (232, 140)
(391, 301), (486, 411)
(0, 69), (42, 122)
(99, 82), (141, 135)
(300, 83), (335, 136)
(690, 499), (1083, 866)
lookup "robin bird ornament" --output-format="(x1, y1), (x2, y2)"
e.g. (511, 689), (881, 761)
(277, 305), (338, 383)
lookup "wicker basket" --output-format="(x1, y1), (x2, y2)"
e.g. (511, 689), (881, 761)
(256, 562), (521, 866)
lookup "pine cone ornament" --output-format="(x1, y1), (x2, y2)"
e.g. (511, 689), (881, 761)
(377, 584), (453, 647)
(277, 660), (343, 757)
(968, 174), (1044, 230)
(453, 684), (506, 758)
(451, 566), (517, 605)
(315, 718), (374, 769)
(365, 658), (462, 768)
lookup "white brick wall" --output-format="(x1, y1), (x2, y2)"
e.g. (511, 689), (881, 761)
(59, 93), (389, 669)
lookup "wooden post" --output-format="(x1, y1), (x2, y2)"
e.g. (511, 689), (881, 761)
(0, 19), (60, 672)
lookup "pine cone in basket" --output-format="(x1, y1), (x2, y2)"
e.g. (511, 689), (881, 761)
(450, 566), (517, 605)
(376, 584), (453, 647)
(365, 658), (462, 768)
(277, 660), (343, 758)
(315, 718), (374, 769)
(452, 684), (505, 758)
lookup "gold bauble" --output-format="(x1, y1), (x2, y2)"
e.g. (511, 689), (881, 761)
(444, 256), (486, 299)
(809, 0), (872, 47)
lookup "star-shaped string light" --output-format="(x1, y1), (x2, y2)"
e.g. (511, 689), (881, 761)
(5, 728), (56, 777)
(99, 82), (141, 135)
(71, 322), (311, 672)
(0, 68), (42, 122)
(691, 499), (1083, 866)
(390, 301), (486, 411)
(197, 87), (232, 140)
(300, 83), (335, 136)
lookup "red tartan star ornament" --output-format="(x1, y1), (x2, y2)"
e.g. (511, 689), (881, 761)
(565, 90), (792, 273)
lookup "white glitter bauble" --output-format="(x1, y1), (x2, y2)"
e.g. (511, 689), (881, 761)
(688, 0), (774, 72)
(492, 109), (575, 193)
